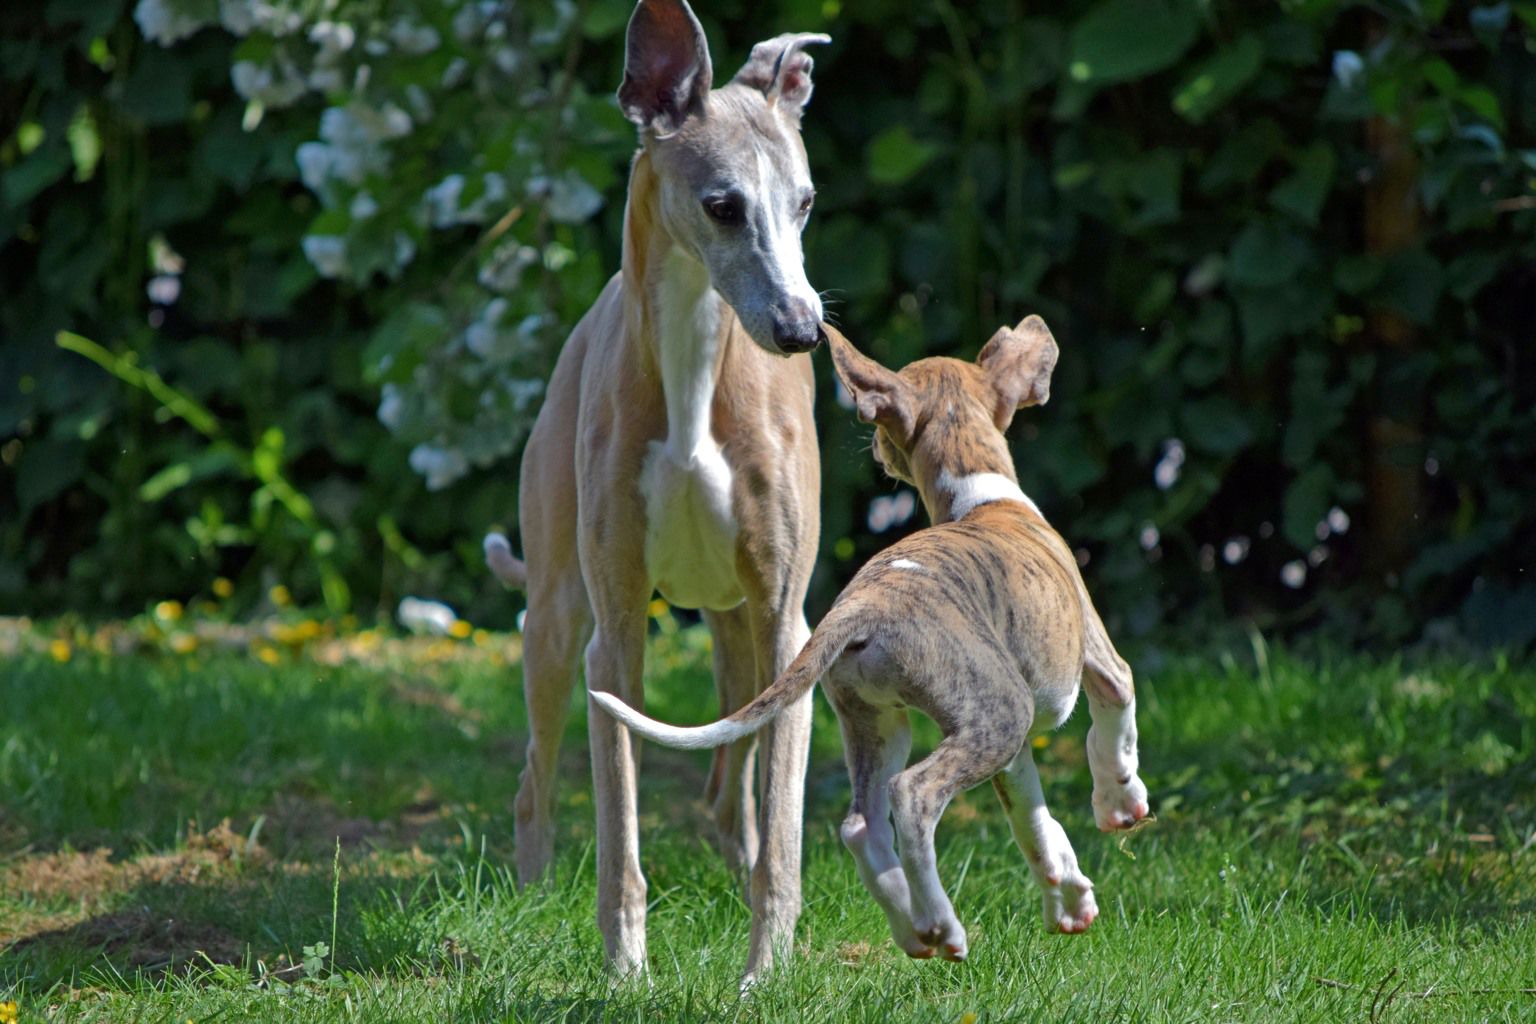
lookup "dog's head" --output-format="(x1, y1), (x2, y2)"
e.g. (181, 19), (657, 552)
(618, 0), (829, 356)
(827, 317), (1059, 517)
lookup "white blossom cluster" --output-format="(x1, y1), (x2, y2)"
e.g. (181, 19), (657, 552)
(134, 0), (619, 491)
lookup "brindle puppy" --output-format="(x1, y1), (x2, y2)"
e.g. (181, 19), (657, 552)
(591, 317), (1151, 961)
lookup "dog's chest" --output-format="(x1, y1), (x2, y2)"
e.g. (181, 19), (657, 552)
(638, 250), (744, 611)
(640, 440), (743, 610)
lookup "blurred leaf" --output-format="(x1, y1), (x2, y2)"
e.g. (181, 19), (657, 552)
(1375, 248), (1443, 325)
(1228, 221), (1311, 288)
(1180, 396), (1254, 456)
(866, 126), (941, 186)
(1283, 465), (1333, 550)
(1269, 142), (1336, 224)
(1067, 0), (1200, 86)
(1172, 35), (1264, 123)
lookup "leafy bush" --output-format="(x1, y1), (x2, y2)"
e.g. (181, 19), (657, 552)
(3, 0), (1533, 646)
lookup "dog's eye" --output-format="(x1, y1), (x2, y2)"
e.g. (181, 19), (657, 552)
(797, 193), (814, 217)
(703, 196), (742, 225)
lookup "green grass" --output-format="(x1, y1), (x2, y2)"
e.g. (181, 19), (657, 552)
(2, 624), (1534, 1022)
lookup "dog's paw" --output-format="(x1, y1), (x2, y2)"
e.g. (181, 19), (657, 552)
(911, 916), (968, 962)
(1092, 773), (1150, 832)
(1041, 873), (1098, 935)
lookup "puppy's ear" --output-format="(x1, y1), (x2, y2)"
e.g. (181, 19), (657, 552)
(618, 0), (712, 137)
(826, 325), (915, 444)
(976, 314), (1059, 429)
(732, 32), (831, 117)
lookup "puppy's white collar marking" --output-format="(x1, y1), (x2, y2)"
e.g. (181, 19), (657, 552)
(939, 471), (1043, 521)
(890, 558), (924, 570)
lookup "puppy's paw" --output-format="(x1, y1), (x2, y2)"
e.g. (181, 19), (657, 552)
(1041, 874), (1098, 935)
(1092, 773), (1150, 832)
(912, 916), (968, 962)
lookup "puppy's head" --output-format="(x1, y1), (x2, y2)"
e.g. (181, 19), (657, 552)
(827, 317), (1058, 511)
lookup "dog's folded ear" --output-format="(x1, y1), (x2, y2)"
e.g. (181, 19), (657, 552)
(618, 0), (713, 137)
(825, 325), (916, 443)
(976, 315), (1060, 429)
(732, 32), (831, 115)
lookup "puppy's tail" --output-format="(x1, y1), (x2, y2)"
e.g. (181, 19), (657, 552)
(483, 532), (527, 589)
(588, 614), (860, 750)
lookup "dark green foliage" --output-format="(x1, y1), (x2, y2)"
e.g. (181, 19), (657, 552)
(3, 1), (1534, 644)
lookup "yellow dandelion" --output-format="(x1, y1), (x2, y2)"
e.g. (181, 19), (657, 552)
(269, 584), (292, 607)
(448, 619), (472, 639)
(472, 628), (492, 647)
(294, 619), (323, 641)
(1031, 735), (1050, 750)
(154, 599), (184, 622)
(254, 644), (281, 666)
(959, 1014), (978, 1024)
(647, 598), (669, 619)
(49, 639), (71, 663)
(0, 999), (18, 1023)
(356, 629), (381, 650)
(212, 577), (234, 599)
(170, 633), (198, 655)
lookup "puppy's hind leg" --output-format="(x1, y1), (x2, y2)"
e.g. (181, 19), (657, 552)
(831, 693), (925, 957)
(888, 721), (1021, 962)
(992, 747), (1098, 934)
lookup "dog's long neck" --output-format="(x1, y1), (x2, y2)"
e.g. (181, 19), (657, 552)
(624, 151), (728, 460)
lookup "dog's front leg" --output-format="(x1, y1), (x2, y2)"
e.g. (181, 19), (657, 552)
(1081, 621), (1151, 831)
(702, 606), (760, 879)
(741, 607), (814, 982)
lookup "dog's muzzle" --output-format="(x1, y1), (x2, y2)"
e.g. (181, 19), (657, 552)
(773, 318), (826, 355)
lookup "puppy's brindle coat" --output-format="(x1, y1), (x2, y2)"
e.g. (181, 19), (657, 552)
(592, 318), (1152, 961)
(484, 0), (831, 982)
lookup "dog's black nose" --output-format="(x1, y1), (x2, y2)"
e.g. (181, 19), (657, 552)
(773, 318), (826, 354)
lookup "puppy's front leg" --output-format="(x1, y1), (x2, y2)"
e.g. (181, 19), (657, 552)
(992, 748), (1098, 934)
(1081, 631), (1150, 831)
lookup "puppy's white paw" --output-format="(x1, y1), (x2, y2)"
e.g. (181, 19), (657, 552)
(912, 915), (968, 962)
(1092, 773), (1150, 832)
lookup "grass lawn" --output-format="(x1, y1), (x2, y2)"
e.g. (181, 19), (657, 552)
(2, 616), (1533, 1022)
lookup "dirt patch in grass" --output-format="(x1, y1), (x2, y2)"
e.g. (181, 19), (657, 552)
(2, 820), (264, 922)
(12, 908), (249, 975)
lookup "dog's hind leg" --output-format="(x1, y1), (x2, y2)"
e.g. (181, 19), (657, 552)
(888, 714), (1021, 962)
(992, 746), (1098, 934)
(702, 606), (759, 877)
(1080, 612), (1150, 832)
(832, 694), (926, 957)
(512, 570), (592, 887)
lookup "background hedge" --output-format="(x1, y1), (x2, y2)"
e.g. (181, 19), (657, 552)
(3, 0), (1534, 648)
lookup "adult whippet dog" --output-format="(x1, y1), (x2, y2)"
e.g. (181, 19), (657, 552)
(484, 0), (829, 980)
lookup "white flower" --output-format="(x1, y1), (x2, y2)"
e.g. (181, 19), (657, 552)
(441, 57), (469, 89)
(301, 234), (350, 278)
(349, 191), (379, 220)
(146, 275), (181, 304)
(296, 142), (331, 190)
(1153, 438), (1185, 490)
(1332, 51), (1364, 90)
(867, 490), (917, 533)
(409, 443), (469, 490)
(377, 384), (403, 430)
(1139, 523), (1160, 551)
(1280, 560), (1307, 589)
(544, 171), (602, 224)
(1222, 537), (1250, 565)
(397, 596), (458, 635)
(478, 242), (539, 292)
(1327, 506), (1350, 535)
(135, 0), (213, 46)
(425, 173), (467, 227)
(309, 20), (355, 56)
(393, 232), (416, 268)
(390, 21), (441, 55)
(231, 56), (307, 107)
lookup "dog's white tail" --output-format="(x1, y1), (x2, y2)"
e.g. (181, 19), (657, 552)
(484, 532), (527, 589)
(589, 614), (859, 750)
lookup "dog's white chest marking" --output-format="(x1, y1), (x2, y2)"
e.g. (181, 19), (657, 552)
(889, 558), (924, 571)
(938, 471), (1044, 521)
(639, 248), (744, 611)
